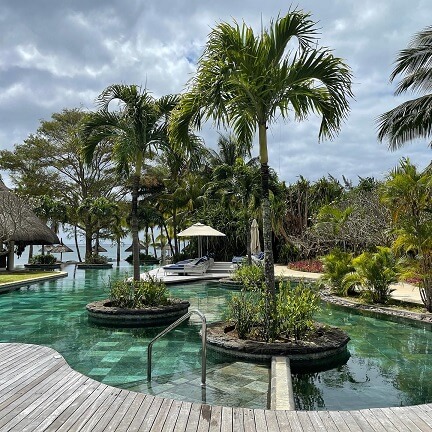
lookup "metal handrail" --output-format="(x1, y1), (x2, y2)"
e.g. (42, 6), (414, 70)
(147, 309), (207, 386)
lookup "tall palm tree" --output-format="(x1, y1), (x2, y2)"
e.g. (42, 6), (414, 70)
(377, 26), (432, 150)
(82, 84), (179, 280)
(170, 9), (353, 333)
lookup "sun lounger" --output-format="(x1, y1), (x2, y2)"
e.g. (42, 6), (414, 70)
(163, 256), (214, 275)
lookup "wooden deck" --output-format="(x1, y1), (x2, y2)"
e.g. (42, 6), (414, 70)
(1, 343), (431, 431)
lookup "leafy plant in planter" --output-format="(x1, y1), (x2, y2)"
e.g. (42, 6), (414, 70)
(125, 253), (159, 264)
(227, 264), (321, 341)
(85, 253), (108, 264)
(109, 276), (169, 308)
(29, 254), (57, 265)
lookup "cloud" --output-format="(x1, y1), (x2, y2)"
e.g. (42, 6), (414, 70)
(0, 0), (431, 187)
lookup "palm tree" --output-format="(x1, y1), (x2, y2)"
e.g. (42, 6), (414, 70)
(377, 26), (432, 150)
(380, 158), (432, 311)
(82, 84), (179, 280)
(170, 9), (353, 334)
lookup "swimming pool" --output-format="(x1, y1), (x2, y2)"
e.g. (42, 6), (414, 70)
(0, 265), (431, 410)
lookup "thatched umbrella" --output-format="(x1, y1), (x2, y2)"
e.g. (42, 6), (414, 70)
(50, 243), (73, 262)
(0, 180), (60, 266)
(92, 245), (107, 253)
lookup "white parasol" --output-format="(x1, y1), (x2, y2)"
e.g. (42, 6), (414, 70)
(178, 223), (225, 257)
(250, 219), (261, 254)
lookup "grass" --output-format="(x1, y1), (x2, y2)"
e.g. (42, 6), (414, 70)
(0, 271), (58, 284)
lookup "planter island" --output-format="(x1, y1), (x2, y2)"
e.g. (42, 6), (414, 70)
(76, 263), (113, 269)
(206, 321), (350, 371)
(86, 299), (190, 327)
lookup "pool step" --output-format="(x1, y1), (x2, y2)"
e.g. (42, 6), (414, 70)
(270, 356), (295, 410)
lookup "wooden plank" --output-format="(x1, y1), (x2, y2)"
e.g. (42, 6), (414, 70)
(173, 401), (193, 432)
(378, 407), (416, 431)
(316, 411), (339, 431)
(220, 406), (233, 432)
(243, 408), (257, 432)
(28, 380), (105, 431)
(208, 405), (222, 432)
(252, 409), (267, 432)
(348, 410), (382, 432)
(337, 411), (364, 432)
(160, 399), (182, 432)
(184, 402), (205, 432)
(232, 407), (244, 432)
(0, 369), (80, 431)
(366, 408), (402, 431)
(389, 407), (427, 431)
(295, 410), (316, 431)
(135, 395), (164, 431)
(112, 392), (148, 431)
(148, 398), (174, 432)
(327, 411), (352, 432)
(274, 410), (294, 431)
(304, 411), (329, 431)
(197, 404), (212, 432)
(96, 391), (138, 432)
(76, 388), (128, 432)
(285, 410), (306, 430)
(264, 409), (281, 431)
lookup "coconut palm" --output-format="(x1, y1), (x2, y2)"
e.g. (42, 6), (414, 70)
(82, 84), (179, 280)
(377, 26), (432, 150)
(170, 9), (353, 333)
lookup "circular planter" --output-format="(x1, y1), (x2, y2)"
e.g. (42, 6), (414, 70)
(86, 299), (190, 327)
(76, 263), (113, 269)
(24, 263), (61, 270)
(206, 321), (350, 371)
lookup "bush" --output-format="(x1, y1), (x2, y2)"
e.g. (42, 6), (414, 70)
(109, 276), (169, 308)
(125, 253), (159, 264)
(320, 249), (354, 295)
(277, 281), (320, 340)
(288, 260), (323, 273)
(227, 265), (320, 341)
(29, 254), (57, 265)
(85, 253), (108, 264)
(343, 247), (400, 304)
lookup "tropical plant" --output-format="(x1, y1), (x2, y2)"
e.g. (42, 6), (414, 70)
(82, 85), (179, 280)
(29, 254), (57, 265)
(343, 247), (400, 304)
(170, 10), (353, 337)
(231, 263), (265, 291)
(84, 253), (108, 265)
(320, 248), (354, 295)
(380, 159), (432, 310)
(109, 276), (169, 308)
(377, 25), (432, 150)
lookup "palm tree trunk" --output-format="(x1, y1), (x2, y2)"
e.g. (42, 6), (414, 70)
(74, 225), (82, 262)
(151, 227), (157, 258)
(259, 123), (276, 340)
(131, 173), (141, 281)
(116, 235), (121, 266)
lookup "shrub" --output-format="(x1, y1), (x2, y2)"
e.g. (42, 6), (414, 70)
(29, 254), (57, 265)
(109, 276), (169, 308)
(343, 247), (400, 304)
(85, 253), (108, 264)
(277, 281), (321, 340)
(231, 264), (264, 291)
(226, 291), (260, 338)
(320, 249), (354, 295)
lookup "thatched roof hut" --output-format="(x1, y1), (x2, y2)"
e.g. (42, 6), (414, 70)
(0, 180), (60, 246)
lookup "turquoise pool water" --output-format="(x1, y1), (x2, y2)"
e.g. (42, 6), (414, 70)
(0, 265), (431, 411)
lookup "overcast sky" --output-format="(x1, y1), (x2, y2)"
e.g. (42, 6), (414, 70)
(1, 0), (431, 188)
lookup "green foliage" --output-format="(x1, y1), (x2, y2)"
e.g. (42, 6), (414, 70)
(29, 254), (57, 265)
(227, 265), (320, 341)
(343, 247), (400, 304)
(109, 276), (169, 308)
(231, 264), (264, 291)
(125, 253), (159, 264)
(277, 281), (321, 341)
(321, 249), (354, 295)
(85, 253), (108, 264)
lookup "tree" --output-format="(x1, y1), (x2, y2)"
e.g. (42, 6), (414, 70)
(377, 26), (432, 150)
(82, 84), (179, 280)
(170, 9), (353, 334)
(380, 158), (432, 311)
(0, 109), (122, 258)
